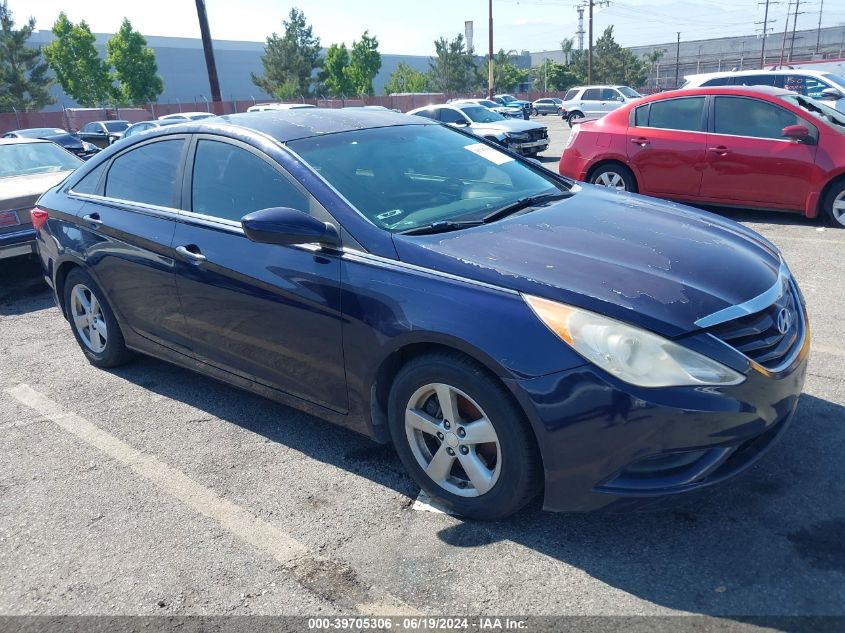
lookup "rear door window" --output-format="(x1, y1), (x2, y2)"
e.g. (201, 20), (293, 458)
(733, 74), (778, 87)
(105, 139), (185, 208)
(601, 88), (619, 100)
(639, 97), (705, 131)
(701, 77), (732, 87)
(582, 88), (602, 101)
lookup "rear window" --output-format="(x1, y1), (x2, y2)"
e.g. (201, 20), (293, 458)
(636, 97), (705, 131)
(0, 143), (81, 178)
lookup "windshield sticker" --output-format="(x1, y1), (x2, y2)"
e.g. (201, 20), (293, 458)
(376, 209), (403, 220)
(464, 143), (514, 165)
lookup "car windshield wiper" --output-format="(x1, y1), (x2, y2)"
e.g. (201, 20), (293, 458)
(397, 219), (484, 236)
(482, 191), (571, 224)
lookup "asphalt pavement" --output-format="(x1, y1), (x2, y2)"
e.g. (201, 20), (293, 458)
(1, 120), (843, 631)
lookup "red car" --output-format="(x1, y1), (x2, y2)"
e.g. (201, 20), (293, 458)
(559, 86), (845, 227)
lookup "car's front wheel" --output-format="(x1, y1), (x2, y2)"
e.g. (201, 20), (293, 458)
(822, 180), (845, 228)
(388, 353), (542, 520)
(64, 268), (134, 367)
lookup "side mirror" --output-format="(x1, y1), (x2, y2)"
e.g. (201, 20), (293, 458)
(451, 119), (469, 127)
(819, 87), (841, 101)
(616, 96), (625, 102)
(242, 207), (341, 247)
(781, 124), (812, 143)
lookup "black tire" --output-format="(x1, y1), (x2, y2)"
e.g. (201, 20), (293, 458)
(588, 163), (638, 193)
(567, 111), (585, 127)
(387, 353), (542, 520)
(822, 179), (845, 228)
(63, 267), (134, 367)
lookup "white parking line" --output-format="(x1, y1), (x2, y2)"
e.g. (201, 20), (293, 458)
(411, 490), (450, 514)
(7, 383), (418, 617)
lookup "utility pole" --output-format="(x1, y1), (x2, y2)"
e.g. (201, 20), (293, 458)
(788, 0), (801, 62)
(778, 0), (791, 68)
(588, 0), (594, 84)
(488, 0), (494, 99)
(195, 0), (222, 107)
(815, 0), (824, 54)
(696, 45), (702, 73)
(757, 0), (777, 68)
(674, 32), (680, 89)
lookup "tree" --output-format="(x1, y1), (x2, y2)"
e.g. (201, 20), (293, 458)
(532, 60), (582, 92)
(252, 8), (321, 98)
(492, 49), (529, 92)
(106, 19), (163, 105)
(0, 1), (54, 110)
(644, 48), (666, 87)
(384, 62), (429, 94)
(560, 37), (574, 66)
(347, 31), (381, 96)
(428, 34), (478, 93)
(43, 13), (113, 106)
(321, 43), (354, 96)
(592, 26), (647, 87)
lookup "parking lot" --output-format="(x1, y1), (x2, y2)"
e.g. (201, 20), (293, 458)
(1, 119), (844, 630)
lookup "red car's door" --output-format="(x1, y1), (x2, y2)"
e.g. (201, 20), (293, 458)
(626, 96), (707, 197)
(699, 95), (818, 208)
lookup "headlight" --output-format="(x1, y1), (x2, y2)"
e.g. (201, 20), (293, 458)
(524, 295), (745, 388)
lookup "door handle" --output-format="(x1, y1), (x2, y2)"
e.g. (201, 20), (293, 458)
(630, 137), (650, 147)
(175, 245), (207, 264)
(708, 146), (729, 155)
(82, 212), (102, 227)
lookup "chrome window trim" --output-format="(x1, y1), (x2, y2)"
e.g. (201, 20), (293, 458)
(65, 191), (184, 221)
(695, 261), (790, 329)
(1, 228), (37, 239)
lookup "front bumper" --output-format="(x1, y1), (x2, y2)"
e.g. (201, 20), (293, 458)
(509, 138), (549, 154)
(507, 333), (809, 512)
(0, 228), (37, 260)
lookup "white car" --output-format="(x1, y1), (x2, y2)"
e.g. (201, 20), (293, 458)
(449, 98), (523, 119)
(681, 69), (845, 112)
(158, 111), (216, 121)
(246, 103), (317, 112)
(560, 85), (642, 126)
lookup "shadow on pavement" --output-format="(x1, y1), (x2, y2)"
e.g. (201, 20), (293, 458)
(0, 256), (52, 315)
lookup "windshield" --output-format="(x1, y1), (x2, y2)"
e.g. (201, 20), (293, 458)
(0, 143), (82, 178)
(288, 124), (570, 233)
(498, 95), (516, 103)
(821, 73), (845, 91)
(476, 100), (498, 108)
(618, 86), (641, 98)
(463, 106), (506, 123)
(104, 121), (129, 132)
(782, 94), (845, 131)
(16, 128), (67, 137)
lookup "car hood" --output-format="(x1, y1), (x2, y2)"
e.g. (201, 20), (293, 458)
(470, 119), (546, 134)
(1, 171), (74, 213)
(45, 133), (84, 150)
(392, 185), (782, 337)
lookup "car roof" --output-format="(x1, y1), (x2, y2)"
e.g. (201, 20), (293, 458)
(639, 85), (792, 103)
(168, 108), (431, 143)
(85, 120), (129, 125)
(0, 137), (49, 146)
(685, 68), (834, 81)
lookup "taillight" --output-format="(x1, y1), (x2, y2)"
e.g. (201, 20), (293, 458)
(30, 207), (49, 231)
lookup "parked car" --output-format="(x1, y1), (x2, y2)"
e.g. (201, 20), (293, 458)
(0, 138), (81, 260)
(77, 120), (130, 148)
(408, 103), (549, 155)
(450, 98), (523, 118)
(246, 103), (317, 112)
(531, 97), (563, 116)
(682, 68), (845, 112)
(123, 119), (185, 139)
(2, 128), (100, 159)
(494, 94), (532, 119)
(561, 85), (642, 126)
(34, 109), (807, 519)
(158, 112), (216, 121)
(559, 85), (845, 227)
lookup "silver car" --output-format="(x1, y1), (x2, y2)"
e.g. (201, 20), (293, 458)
(531, 97), (563, 116)
(407, 103), (549, 155)
(561, 85), (642, 126)
(450, 98), (523, 119)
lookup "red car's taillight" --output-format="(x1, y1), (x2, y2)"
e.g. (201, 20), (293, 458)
(30, 207), (49, 231)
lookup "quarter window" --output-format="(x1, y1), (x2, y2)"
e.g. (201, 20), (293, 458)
(190, 140), (307, 222)
(105, 139), (184, 207)
(563, 89), (578, 101)
(638, 97), (705, 131)
(413, 109), (437, 120)
(71, 162), (106, 195)
(713, 97), (800, 139)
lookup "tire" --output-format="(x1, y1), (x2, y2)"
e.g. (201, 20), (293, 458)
(387, 353), (542, 520)
(822, 179), (845, 228)
(589, 163), (638, 193)
(567, 111), (584, 127)
(541, 112), (547, 116)
(63, 267), (134, 367)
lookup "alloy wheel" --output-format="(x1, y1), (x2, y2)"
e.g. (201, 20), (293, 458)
(70, 283), (108, 353)
(594, 171), (627, 191)
(404, 383), (502, 497)
(832, 190), (845, 227)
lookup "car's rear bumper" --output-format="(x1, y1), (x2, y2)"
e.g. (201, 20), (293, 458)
(0, 228), (36, 260)
(558, 149), (591, 181)
(506, 335), (809, 512)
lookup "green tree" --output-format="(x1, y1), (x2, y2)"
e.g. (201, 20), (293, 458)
(106, 18), (163, 105)
(593, 26), (647, 87)
(560, 37), (574, 66)
(644, 47), (666, 87)
(384, 61), (429, 94)
(347, 31), (381, 95)
(532, 60), (582, 92)
(429, 34), (480, 93)
(492, 49), (528, 92)
(252, 8), (321, 98)
(321, 43), (354, 96)
(0, 1), (54, 110)
(43, 13), (112, 106)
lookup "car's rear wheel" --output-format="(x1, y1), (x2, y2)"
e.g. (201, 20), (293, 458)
(64, 268), (133, 367)
(567, 111), (584, 127)
(387, 353), (541, 520)
(823, 181), (845, 228)
(589, 164), (637, 192)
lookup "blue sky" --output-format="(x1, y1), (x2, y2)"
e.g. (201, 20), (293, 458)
(15, 0), (845, 55)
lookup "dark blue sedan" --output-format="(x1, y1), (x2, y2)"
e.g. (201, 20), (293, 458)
(31, 109), (809, 519)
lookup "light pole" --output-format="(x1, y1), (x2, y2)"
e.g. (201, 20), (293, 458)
(488, 0), (494, 99)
